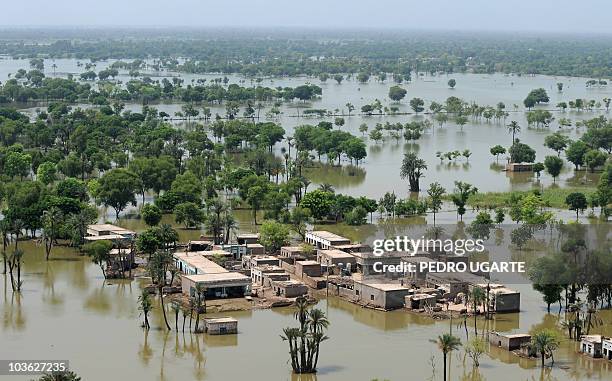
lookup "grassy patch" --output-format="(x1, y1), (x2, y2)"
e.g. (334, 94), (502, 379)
(458, 187), (598, 209)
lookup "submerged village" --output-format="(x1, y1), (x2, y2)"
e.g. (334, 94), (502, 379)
(1, 28), (612, 381)
(84, 221), (612, 367)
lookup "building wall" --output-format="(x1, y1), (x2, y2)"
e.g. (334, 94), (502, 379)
(603, 340), (612, 360)
(495, 293), (521, 313)
(205, 321), (238, 335)
(355, 283), (410, 310)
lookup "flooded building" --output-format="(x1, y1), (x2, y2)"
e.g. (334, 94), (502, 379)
(181, 272), (251, 299)
(306, 231), (351, 249)
(603, 338), (612, 361)
(405, 293), (438, 310)
(351, 251), (404, 276)
(295, 260), (322, 278)
(246, 243), (265, 255)
(280, 246), (311, 261)
(317, 249), (357, 271)
(203, 317), (238, 335)
(187, 240), (213, 252)
(271, 280), (308, 298)
(581, 335), (604, 358)
(237, 233), (260, 245)
(353, 279), (412, 310)
(251, 265), (288, 286)
(85, 224), (135, 242)
(489, 332), (532, 351)
(488, 286), (521, 313)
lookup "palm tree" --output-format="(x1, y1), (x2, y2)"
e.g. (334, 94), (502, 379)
(400, 152), (427, 192)
(431, 334), (462, 381)
(531, 330), (560, 368)
(470, 287), (486, 335)
(39, 371), (81, 381)
(138, 290), (153, 330)
(318, 183), (335, 193)
(507, 121), (521, 145)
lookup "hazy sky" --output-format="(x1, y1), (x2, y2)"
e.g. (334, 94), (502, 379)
(1, 0), (611, 34)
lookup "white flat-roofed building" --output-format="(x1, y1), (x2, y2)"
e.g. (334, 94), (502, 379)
(306, 231), (351, 249)
(85, 224), (135, 242)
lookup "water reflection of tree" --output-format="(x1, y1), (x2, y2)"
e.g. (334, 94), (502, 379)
(304, 164), (366, 189)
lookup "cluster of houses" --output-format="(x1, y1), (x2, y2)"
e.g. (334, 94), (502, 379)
(580, 335), (612, 360)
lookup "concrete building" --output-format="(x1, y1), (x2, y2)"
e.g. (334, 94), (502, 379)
(405, 293), (437, 310)
(317, 249), (357, 272)
(187, 240), (213, 252)
(603, 338), (612, 361)
(295, 260), (322, 278)
(237, 233), (259, 245)
(280, 246), (309, 260)
(333, 243), (371, 253)
(246, 243), (265, 255)
(173, 251), (228, 275)
(250, 255), (280, 269)
(581, 335), (603, 358)
(489, 332), (532, 351)
(212, 243), (247, 259)
(85, 224), (135, 242)
(203, 317), (238, 335)
(489, 286), (521, 313)
(181, 273), (251, 299)
(251, 265), (288, 286)
(272, 280), (308, 298)
(426, 272), (487, 298)
(353, 279), (412, 310)
(306, 231), (351, 249)
(401, 256), (433, 282)
(506, 162), (534, 172)
(351, 251), (404, 276)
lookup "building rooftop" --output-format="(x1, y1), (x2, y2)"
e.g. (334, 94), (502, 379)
(581, 335), (603, 344)
(282, 246), (304, 252)
(273, 280), (306, 288)
(204, 317), (238, 324)
(356, 279), (410, 291)
(87, 224), (135, 234)
(318, 249), (355, 259)
(297, 260), (320, 266)
(237, 233), (260, 239)
(173, 252), (228, 274)
(84, 234), (125, 241)
(308, 230), (350, 242)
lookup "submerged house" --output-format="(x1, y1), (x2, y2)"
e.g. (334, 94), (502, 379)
(317, 249), (357, 272)
(203, 317), (238, 335)
(580, 335), (604, 358)
(85, 224), (135, 242)
(272, 280), (308, 298)
(603, 338), (612, 361)
(353, 279), (412, 310)
(489, 332), (532, 351)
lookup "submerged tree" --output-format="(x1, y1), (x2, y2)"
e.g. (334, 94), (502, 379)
(400, 152), (427, 192)
(138, 289), (153, 330)
(431, 333), (461, 381)
(280, 296), (330, 374)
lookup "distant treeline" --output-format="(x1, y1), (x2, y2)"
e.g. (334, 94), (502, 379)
(1, 29), (612, 77)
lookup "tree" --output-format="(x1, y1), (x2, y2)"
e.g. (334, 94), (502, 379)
(141, 203), (162, 226)
(448, 79), (456, 89)
(83, 240), (112, 278)
(356, 72), (370, 83)
(138, 289), (153, 330)
(465, 337), (485, 367)
(149, 250), (172, 330)
(427, 182), (445, 226)
(533, 162), (545, 178)
(431, 334), (461, 381)
(544, 132), (570, 156)
(530, 330), (560, 368)
(174, 202), (205, 229)
(451, 181), (478, 220)
(507, 121), (521, 145)
(469, 287), (485, 335)
(400, 152), (427, 192)
(259, 220), (289, 253)
(288, 206), (313, 240)
(565, 192), (587, 220)
(246, 185), (267, 224)
(388, 85), (407, 102)
(410, 97), (425, 113)
(36, 161), (57, 185)
(524, 88), (549, 109)
(490, 145), (506, 162)
(97, 168), (142, 219)
(544, 156), (563, 181)
(38, 371), (82, 381)
(281, 297), (330, 374)
(300, 190), (334, 220)
(584, 149), (607, 173)
(566, 140), (589, 170)
(334, 117), (345, 129)
(42, 207), (63, 260)
(509, 142), (536, 163)
(333, 74), (343, 84)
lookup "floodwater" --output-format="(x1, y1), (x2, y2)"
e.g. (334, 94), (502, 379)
(1, 58), (608, 198)
(1, 218), (612, 381)
(1, 58), (611, 380)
